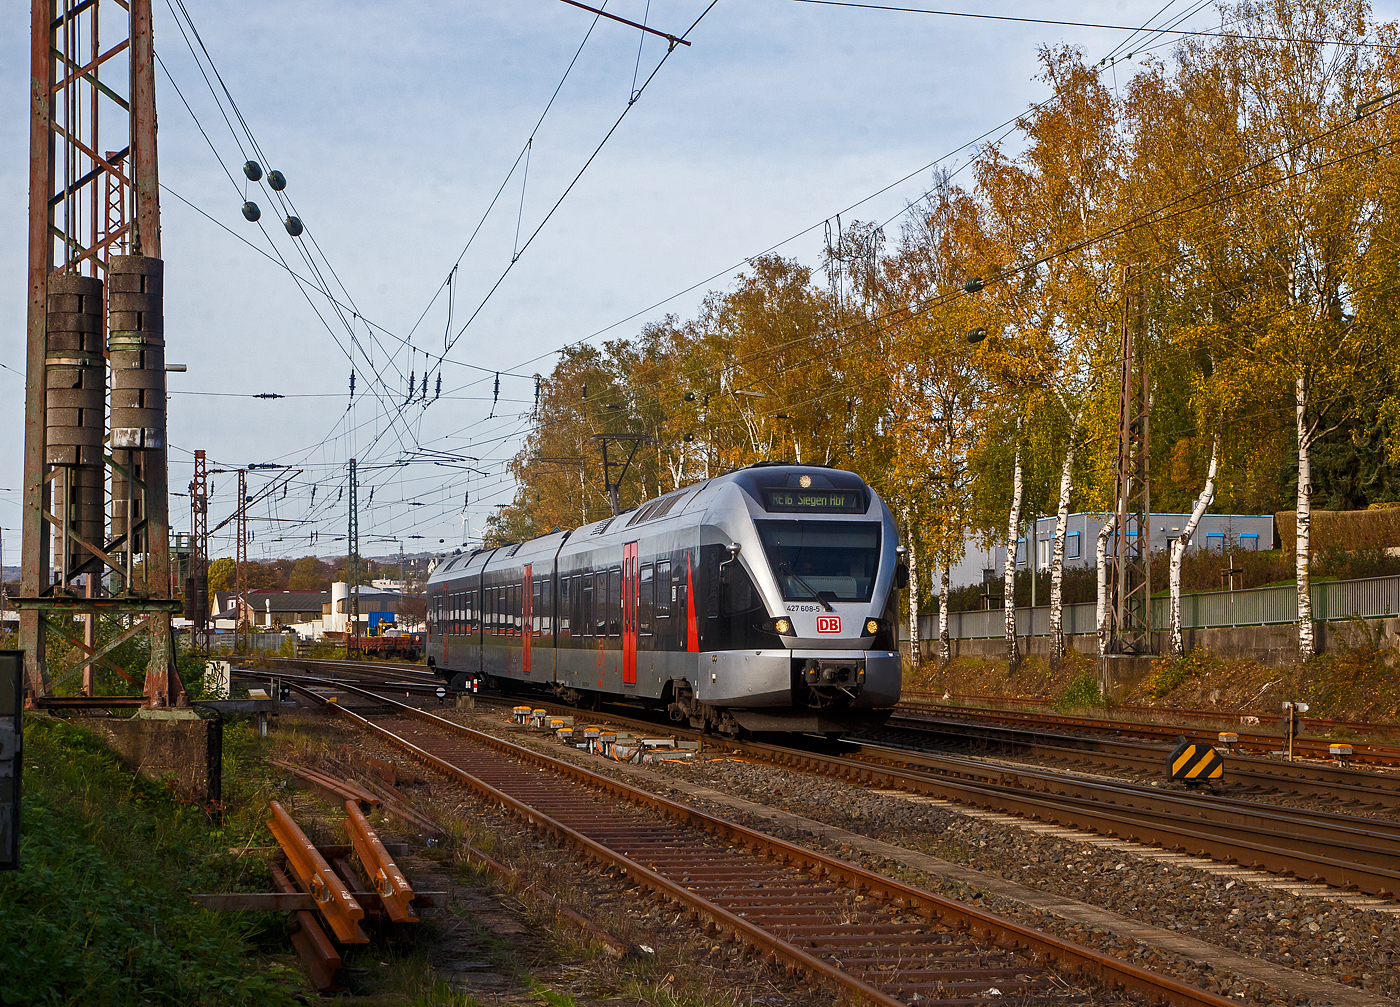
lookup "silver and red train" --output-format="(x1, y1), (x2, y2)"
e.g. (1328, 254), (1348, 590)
(425, 464), (905, 735)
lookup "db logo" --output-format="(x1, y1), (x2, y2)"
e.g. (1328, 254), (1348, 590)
(816, 615), (841, 634)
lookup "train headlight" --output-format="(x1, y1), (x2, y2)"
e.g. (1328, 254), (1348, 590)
(864, 619), (881, 635)
(762, 616), (795, 636)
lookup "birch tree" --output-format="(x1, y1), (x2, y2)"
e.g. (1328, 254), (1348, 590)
(1170, 434), (1219, 657)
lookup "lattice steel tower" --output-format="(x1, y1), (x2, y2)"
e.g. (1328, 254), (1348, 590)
(19, 0), (182, 704)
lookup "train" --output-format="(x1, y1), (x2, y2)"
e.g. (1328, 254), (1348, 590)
(424, 464), (906, 735)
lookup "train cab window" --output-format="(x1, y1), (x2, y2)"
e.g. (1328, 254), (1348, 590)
(559, 576), (570, 637)
(608, 567), (622, 637)
(639, 564), (654, 635)
(541, 578), (552, 636)
(655, 561), (671, 618)
(532, 581), (542, 636)
(582, 576), (594, 637)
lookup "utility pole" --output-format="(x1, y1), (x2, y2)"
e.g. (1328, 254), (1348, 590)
(347, 458), (360, 658)
(188, 451), (209, 654)
(1106, 272), (1151, 657)
(236, 470), (247, 653)
(16, 0), (183, 706)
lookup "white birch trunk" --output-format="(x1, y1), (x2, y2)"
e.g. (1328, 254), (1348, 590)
(1296, 375), (1315, 658)
(1170, 435), (1219, 658)
(903, 508), (919, 670)
(939, 560), (951, 666)
(1048, 421), (1077, 666)
(1004, 444), (1023, 670)
(1096, 513), (1117, 657)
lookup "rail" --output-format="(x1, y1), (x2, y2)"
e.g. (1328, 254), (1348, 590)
(277, 672), (1239, 1007)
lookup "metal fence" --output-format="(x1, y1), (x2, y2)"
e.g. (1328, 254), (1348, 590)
(203, 632), (294, 654)
(920, 574), (1400, 640)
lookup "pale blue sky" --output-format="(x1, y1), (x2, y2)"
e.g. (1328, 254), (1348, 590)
(0, 0), (1332, 564)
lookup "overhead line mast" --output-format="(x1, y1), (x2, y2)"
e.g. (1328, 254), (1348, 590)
(18, 0), (182, 706)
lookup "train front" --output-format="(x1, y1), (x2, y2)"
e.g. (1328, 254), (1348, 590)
(691, 466), (904, 735)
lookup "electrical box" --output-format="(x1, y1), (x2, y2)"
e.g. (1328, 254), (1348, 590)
(0, 651), (21, 870)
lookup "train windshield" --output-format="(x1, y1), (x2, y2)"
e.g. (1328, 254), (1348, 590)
(755, 521), (881, 603)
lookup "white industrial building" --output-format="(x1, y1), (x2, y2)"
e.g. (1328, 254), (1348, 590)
(946, 511), (1277, 590)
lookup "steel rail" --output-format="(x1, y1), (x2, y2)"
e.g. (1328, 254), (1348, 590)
(905, 701), (1400, 767)
(266, 800), (369, 944)
(873, 714), (1400, 805)
(344, 800), (418, 924)
(288, 677), (1238, 1007)
(250, 668), (1400, 896)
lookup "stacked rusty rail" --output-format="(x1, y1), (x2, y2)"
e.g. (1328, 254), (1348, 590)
(280, 676), (1237, 1007)
(195, 792), (437, 992)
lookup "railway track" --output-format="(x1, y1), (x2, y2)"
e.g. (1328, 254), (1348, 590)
(239, 663), (1400, 900)
(902, 690), (1400, 739)
(270, 673), (1237, 1007)
(866, 712), (1400, 807)
(902, 699), (1400, 768)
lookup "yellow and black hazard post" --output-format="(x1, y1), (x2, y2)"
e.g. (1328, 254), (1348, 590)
(1167, 738), (1224, 787)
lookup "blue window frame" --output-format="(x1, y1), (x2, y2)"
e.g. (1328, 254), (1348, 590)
(1205, 532), (1226, 553)
(1239, 533), (1259, 551)
(1065, 531), (1081, 560)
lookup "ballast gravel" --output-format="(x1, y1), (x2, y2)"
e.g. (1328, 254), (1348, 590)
(445, 706), (1400, 1007)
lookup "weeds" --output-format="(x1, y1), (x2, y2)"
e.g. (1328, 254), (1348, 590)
(1052, 672), (1104, 711)
(1143, 649), (1220, 699)
(0, 717), (303, 1006)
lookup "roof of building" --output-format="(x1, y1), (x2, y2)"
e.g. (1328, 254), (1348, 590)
(242, 590), (330, 612)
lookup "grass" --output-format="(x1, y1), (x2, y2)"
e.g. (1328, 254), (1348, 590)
(0, 716), (305, 1007)
(1052, 671), (1105, 711)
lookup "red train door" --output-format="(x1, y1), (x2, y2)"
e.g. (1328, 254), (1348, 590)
(622, 542), (638, 686)
(523, 565), (532, 674)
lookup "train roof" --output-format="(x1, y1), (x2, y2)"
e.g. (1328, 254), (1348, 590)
(427, 464), (878, 585)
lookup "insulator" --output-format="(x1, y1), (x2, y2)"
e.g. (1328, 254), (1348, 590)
(45, 273), (105, 577)
(967, 327), (988, 344)
(108, 255), (166, 559)
(242, 201), (261, 222)
(243, 160), (263, 181)
(964, 277), (985, 293)
(284, 216), (303, 237)
(267, 169), (286, 191)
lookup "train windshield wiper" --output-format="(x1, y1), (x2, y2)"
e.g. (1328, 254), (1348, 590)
(779, 561), (834, 612)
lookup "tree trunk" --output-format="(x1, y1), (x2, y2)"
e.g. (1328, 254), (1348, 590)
(1048, 422), (1077, 667)
(939, 560), (951, 666)
(1296, 375), (1315, 658)
(1170, 434), (1218, 658)
(903, 508), (920, 670)
(1096, 513), (1117, 657)
(1004, 444), (1023, 672)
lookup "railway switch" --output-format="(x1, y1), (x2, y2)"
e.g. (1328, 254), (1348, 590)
(1167, 738), (1224, 786)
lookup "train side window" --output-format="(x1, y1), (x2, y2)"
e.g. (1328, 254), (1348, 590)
(541, 578), (552, 636)
(532, 580), (542, 636)
(511, 584), (519, 636)
(468, 589), (476, 632)
(639, 564), (654, 635)
(608, 566), (622, 637)
(559, 576), (570, 637)
(492, 586), (501, 636)
(582, 575), (594, 637)
(655, 561), (671, 618)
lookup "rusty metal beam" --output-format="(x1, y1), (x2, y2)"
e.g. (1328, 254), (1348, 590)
(266, 800), (368, 944)
(270, 863), (344, 993)
(344, 800), (417, 923)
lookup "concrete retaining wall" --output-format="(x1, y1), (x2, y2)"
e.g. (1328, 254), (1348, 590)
(87, 710), (221, 803)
